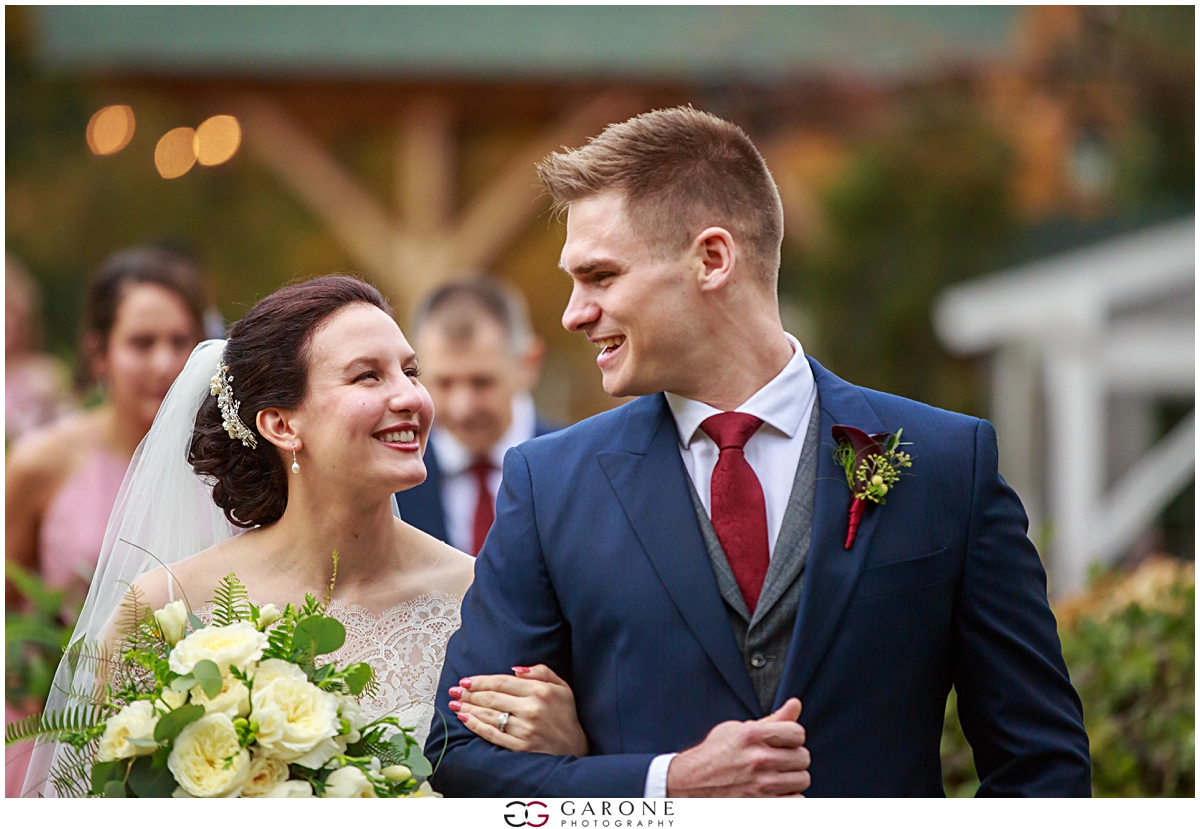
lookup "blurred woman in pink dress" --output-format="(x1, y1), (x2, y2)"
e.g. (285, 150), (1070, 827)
(5, 254), (76, 445)
(5, 247), (211, 795)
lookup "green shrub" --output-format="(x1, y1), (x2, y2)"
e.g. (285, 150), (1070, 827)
(942, 557), (1195, 796)
(5, 561), (78, 710)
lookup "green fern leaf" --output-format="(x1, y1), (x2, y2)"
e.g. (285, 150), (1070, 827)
(211, 573), (251, 626)
(6, 705), (110, 747)
(116, 585), (148, 639)
(61, 640), (114, 677)
(48, 742), (98, 798)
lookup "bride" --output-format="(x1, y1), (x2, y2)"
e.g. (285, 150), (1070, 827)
(24, 275), (585, 796)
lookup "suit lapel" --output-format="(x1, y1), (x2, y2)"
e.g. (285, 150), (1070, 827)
(598, 395), (761, 717)
(774, 358), (887, 707)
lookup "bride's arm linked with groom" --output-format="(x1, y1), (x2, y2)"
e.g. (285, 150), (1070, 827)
(425, 107), (1091, 798)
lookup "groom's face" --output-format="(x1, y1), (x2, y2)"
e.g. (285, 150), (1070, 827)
(560, 192), (699, 399)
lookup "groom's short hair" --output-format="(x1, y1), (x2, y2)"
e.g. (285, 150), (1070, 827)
(537, 106), (784, 286)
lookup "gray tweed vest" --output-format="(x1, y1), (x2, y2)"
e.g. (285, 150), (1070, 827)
(685, 396), (820, 715)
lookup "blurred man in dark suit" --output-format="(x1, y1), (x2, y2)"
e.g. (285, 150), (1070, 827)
(396, 278), (560, 554)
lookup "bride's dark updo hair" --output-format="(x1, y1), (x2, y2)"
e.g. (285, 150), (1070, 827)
(190, 275), (392, 528)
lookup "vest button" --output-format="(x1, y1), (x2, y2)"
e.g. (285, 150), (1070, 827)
(750, 652), (767, 669)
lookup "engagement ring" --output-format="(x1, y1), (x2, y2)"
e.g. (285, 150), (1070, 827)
(497, 712), (510, 733)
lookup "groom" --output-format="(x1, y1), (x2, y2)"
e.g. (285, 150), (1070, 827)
(427, 107), (1091, 796)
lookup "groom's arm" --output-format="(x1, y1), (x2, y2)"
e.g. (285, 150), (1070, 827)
(952, 419), (1092, 796)
(426, 447), (657, 797)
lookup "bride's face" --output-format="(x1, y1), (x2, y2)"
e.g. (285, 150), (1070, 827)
(289, 303), (433, 495)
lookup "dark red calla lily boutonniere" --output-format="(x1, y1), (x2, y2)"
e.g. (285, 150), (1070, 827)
(832, 425), (914, 549)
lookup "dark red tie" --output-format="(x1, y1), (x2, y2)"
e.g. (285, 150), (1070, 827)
(470, 459), (495, 557)
(700, 413), (769, 614)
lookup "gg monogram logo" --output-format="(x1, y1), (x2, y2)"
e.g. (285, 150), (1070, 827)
(503, 800), (550, 828)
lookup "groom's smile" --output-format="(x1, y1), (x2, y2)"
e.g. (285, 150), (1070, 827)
(592, 334), (626, 365)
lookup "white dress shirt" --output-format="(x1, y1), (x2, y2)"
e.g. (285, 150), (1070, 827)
(665, 333), (817, 558)
(644, 333), (817, 797)
(431, 393), (537, 554)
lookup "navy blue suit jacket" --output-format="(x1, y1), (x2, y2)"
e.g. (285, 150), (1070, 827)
(395, 415), (561, 545)
(427, 359), (1091, 796)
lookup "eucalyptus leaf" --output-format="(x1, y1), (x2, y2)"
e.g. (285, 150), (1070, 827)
(128, 753), (177, 798)
(103, 780), (127, 798)
(391, 734), (432, 778)
(90, 760), (121, 794)
(170, 675), (198, 692)
(404, 750), (432, 779)
(192, 659), (224, 699)
(151, 746), (171, 771)
(343, 662), (374, 695)
(293, 616), (346, 656)
(187, 611), (205, 631)
(153, 704), (204, 742)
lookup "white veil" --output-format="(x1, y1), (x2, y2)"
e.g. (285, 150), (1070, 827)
(23, 339), (236, 796)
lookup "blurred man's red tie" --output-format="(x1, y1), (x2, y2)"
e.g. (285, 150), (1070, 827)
(470, 459), (495, 557)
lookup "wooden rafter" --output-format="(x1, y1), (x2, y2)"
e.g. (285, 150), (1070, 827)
(224, 89), (642, 309)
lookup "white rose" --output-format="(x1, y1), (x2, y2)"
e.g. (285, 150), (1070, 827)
(265, 780), (314, 798)
(155, 687), (190, 714)
(169, 621), (267, 676)
(251, 658), (307, 688)
(323, 765), (376, 798)
(154, 600), (188, 645)
(167, 713), (251, 798)
(190, 672), (250, 718)
(257, 603), (282, 629)
(97, 700), (159, 762)
(250, 676), (340, 768)
(239, 752), (291, 797)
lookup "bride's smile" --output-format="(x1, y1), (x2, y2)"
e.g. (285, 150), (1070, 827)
(372, 425), (420, 450)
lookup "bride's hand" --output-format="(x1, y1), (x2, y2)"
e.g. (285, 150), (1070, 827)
(449, 664), (588, 757)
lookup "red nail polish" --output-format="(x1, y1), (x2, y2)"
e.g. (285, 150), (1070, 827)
(448, 700), (461, 712)
(457, 712), (469, 723)
(448, 686), (463, 699)
(459, 678), (472, 689)
(512, 666), (531, 674)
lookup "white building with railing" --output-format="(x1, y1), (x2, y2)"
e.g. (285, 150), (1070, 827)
(934, 218), (1194, 596)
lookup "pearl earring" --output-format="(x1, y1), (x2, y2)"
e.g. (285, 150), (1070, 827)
(291, 448), (300, 474)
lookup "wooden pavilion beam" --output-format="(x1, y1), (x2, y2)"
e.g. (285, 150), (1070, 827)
(222, 89), (643, 310)
(227, 93), (399, 293)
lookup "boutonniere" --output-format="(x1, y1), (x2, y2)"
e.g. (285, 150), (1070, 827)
(832, 426), (913, 549)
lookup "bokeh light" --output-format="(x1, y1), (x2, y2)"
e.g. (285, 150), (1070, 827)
(154, 127), (197, 179)
(193, 115), (242, 166)
(85, 105), (135, 155)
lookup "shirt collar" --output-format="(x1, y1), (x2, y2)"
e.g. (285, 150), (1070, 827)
(665, 333), (814, 448)
(432, 392), (537, 475)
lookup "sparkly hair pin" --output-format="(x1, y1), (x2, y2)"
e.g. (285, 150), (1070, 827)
(209, 363), (258, 449)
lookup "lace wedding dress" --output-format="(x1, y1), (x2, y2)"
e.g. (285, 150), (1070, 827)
(193, 591), (462, 746)
(325, 594), (461, 744)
